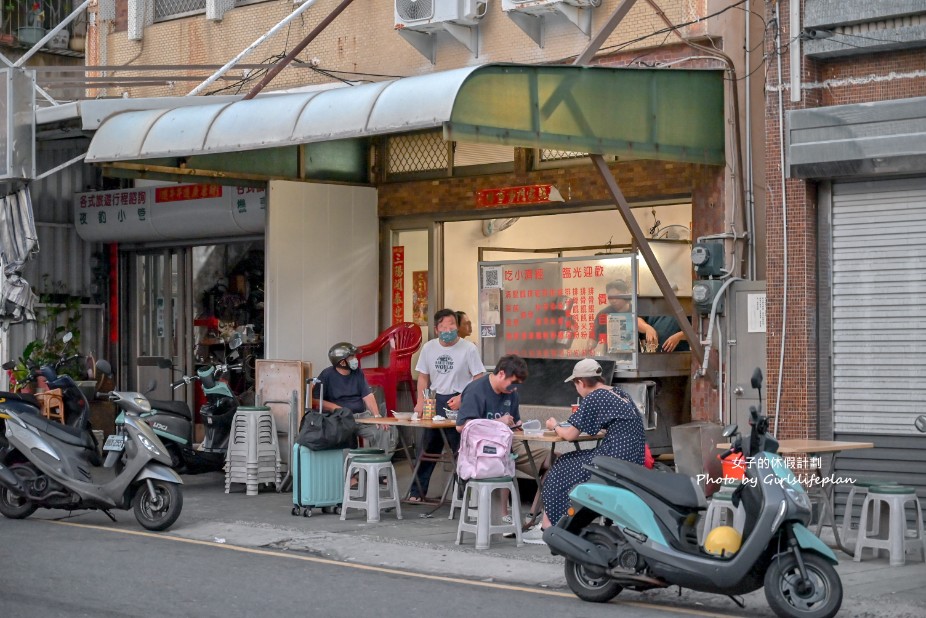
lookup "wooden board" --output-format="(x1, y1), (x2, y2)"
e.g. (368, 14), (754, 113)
(255, 359), (312, 467)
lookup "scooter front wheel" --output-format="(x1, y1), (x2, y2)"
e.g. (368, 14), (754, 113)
(564, 529), (623, 603)
(764, 552), (842, 618)
(133, 480), (183, 531)
(0, 486), (37, 519)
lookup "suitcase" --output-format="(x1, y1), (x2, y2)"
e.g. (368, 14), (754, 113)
(291, 443), (345, 517)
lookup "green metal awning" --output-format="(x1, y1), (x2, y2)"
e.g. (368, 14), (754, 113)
(85, 63), (725, 175)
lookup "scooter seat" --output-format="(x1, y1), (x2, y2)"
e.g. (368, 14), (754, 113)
(0, 391), (41, 408)
(589, 456), (706, 510)
(18, 411), (97, 451)
(148, 399), (193, 419)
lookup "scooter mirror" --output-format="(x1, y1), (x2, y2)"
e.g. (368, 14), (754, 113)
(144, 380), (157, 394)
(750, 367), (763, 390)
(95, 359), (113, 377)
(229, 332), (243, 350)
(722, 424), (738, 438)
(2, 360), (16, 371)
(155, 357), (173, 369)
(915, 415), (926, 433)
(62, 331), (73, 345)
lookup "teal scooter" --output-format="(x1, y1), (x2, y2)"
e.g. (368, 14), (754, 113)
(545, 369), (843, 618)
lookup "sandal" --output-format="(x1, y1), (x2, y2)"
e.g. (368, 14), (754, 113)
(406, 495), (424, 503)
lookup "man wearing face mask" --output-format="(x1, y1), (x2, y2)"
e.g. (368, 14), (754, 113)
(408, 308), (485, 502)
(313, 342), (394, 452)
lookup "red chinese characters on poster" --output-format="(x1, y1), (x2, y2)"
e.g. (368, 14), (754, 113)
(154, 184), (222, 203)
(475, 184), (563, 208)
(392, 247), (405, 325)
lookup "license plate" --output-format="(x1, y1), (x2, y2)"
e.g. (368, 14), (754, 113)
(103, 434), (125, 452)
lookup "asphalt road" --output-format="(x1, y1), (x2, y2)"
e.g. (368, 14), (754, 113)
(0, 517), (710, 618)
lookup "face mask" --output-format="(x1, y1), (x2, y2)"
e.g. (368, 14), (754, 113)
(347, 358), (359, 371)
(439, 330), (458, 344)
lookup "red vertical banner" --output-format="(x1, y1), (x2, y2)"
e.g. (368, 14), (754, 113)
(392, 246), (405, 325)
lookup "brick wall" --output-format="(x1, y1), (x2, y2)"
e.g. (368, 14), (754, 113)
(764, 0), (926, 439)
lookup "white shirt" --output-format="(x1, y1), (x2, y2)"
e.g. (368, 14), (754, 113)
(415, 338), (485, 396)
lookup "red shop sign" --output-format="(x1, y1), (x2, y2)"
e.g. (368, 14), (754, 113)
(475, 184), (563, 208)
(391, 246), (405, 325)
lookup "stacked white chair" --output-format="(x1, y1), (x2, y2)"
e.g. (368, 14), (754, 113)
(225, 406), (281, 496)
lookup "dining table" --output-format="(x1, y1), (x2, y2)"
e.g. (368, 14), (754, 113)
(717, 438), (874, 555)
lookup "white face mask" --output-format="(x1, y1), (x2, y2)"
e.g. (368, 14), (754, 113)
(347, 358), (359, 371)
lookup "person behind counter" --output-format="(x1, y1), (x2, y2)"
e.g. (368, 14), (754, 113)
(521, 358), (646, 544)
(455, 310), (473, 339)
(409, 308), (485, 503)
(587, 279), (655, 352)
(638, 315), (690, 353)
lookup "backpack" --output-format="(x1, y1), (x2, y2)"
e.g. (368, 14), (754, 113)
(456, 418), (515, 480)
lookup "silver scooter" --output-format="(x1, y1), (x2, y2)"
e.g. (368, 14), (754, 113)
(0, 361), (183, 531)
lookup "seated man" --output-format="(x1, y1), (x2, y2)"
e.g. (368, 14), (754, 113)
(456, 354), (550, 523)
(313, 342), (396, 453)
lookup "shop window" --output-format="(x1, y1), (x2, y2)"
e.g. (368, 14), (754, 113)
(386, 131), (449, 178)
(154, 0), (205, 21)
(452, 142), (514, 175)
(534, 148), (618, 170)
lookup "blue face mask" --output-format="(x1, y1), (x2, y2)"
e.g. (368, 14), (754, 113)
(439, 330), (458, 344)
(347, 358), (359, 371)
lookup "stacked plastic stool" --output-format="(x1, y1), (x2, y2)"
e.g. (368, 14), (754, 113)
(455, 476), (523, 550)
(700, 481), (745, 543)
(225, 406), (281, 496)
(853, 484), (926, 566)
(341, 454), (402, 523)
(839, 479), (898, 546)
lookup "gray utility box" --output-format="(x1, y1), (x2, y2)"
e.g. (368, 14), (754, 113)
(726, 280), (767, 431)
(670, 421), (724, 497)
(137, 356), (174, 403)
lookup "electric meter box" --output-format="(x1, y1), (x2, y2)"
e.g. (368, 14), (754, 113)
(691, 241), (724, 278)
(693, 279), (725, 315)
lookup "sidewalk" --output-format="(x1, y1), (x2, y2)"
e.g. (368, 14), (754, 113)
(136, 469), (926, 618)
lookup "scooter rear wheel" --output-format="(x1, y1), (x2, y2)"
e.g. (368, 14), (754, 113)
(0, 486), (37, 519)
(133, 480), (183, 531)
(564, 529), (624, 603)
(764, 551), (842, 618)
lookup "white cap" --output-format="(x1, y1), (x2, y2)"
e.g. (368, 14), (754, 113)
(564, 358), (603, 382)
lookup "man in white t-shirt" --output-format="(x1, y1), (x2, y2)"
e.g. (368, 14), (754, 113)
(408, 308), (485, 502)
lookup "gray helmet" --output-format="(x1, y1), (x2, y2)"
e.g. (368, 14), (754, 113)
(328, 342), (358, 367)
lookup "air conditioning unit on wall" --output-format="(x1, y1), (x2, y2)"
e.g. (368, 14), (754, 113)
(395, 0), (488, 63)
(502, 0), (602, 46)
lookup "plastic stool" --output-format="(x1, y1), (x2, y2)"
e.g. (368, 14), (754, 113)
(701, 487), (745, 543)
(340, 455), (402, 523)
(455, 477), (522, 550)
(839, 479), (899, 546)
(854, 485), (926, 567)
(448, 475), (464, 520)
(344, 448), (386, 498)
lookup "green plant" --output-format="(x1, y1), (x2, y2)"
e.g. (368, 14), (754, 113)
(11, 294), (84, 384)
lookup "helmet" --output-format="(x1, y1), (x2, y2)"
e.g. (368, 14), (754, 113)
(328, 342), (358, 367)
(703, 526), (742, 557)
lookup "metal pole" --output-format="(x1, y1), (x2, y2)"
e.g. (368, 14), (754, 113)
(243, 0), (358, 100)
(187, 0), (323, 96)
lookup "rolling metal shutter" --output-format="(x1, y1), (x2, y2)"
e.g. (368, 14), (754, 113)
(831, 177), (926, 435)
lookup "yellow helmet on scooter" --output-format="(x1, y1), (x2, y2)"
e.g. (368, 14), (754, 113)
(703, 526), (742, 557)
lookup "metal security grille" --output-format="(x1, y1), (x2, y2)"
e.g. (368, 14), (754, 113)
(155, 0), (206, 20)
(539, 148), (589, 162)
(830, 177), (926, 435)
(387, 132), (447, 175)
(396, 0), (434, 22)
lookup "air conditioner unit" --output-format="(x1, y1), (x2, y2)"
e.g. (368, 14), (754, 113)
(502, 0), (601, 44)
(395, 0), (488, 63)
(395, 0), (487, 31)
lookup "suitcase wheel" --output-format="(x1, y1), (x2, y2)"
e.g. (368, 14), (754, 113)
(302, 507), (313, 517)
(322, 506), (340, 515)
(291, 505), (300, 516)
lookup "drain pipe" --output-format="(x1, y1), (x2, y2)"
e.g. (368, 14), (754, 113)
(773, 3), (789, 435)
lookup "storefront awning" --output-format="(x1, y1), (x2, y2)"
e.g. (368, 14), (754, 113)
(85, 64), (724, 167)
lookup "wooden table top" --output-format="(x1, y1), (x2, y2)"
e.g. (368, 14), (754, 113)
(717, 439), (874, 454)
(354, 416), (457, 429)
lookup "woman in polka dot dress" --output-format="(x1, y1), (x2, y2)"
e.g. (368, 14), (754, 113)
(525, 359), (645, 542)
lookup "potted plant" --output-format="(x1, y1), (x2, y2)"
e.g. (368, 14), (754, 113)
(9, 293), (86, 390)
(17, 1), (46, 46)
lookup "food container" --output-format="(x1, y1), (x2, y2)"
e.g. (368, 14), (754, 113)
(522, 419), (543, 436)
(422, 398), (436, 420)
(392, 412), (413, 420)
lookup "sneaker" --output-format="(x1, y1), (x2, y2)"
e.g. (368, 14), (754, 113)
(521, 525), (546, 545)
(501, 514), (513, 525)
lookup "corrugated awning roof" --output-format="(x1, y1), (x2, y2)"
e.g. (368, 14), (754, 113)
(85, 63), (725, 166)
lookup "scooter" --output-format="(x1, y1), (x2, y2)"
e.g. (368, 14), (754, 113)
(544, 368), (843, 618)
(143, 343), (241, 474)
(0, 360), (183, 531)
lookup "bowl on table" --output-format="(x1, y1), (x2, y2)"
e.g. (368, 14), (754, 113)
(392, 412), (414, 421)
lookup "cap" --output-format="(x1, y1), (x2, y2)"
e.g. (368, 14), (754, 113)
(564, 358), (603, 382)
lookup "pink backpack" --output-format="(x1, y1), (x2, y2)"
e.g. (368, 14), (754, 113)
(457, 418), (515, 480)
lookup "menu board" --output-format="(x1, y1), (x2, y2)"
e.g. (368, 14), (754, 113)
(479, 254), (640, 367)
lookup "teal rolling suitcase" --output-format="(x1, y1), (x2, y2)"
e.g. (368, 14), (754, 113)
(291, 444), (345, 517)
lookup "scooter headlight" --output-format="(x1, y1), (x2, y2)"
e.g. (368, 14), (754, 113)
(785, 487), (811, 512)
(133, 396), (152, 412)
(137, 434), (162, 456)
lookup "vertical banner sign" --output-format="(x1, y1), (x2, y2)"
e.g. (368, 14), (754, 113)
(412, 271), (429, 326)
(392, 247), (405, 325)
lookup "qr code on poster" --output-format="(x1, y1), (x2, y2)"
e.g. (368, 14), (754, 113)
(482, 266), (502, 289)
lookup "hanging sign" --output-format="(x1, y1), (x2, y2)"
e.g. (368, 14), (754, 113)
(391, 246), (405, 325)
(74, 184), (266, 242)
(475, 184), (564, 208)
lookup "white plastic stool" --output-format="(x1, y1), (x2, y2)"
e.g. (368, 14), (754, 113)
(839, 479), (898, 547)
(701, 487), (745, 543)
(455, 477), (522, 550)
(854, 485), (926, 567)
(343, 448), (385, 499)
(340, 454), (402, 523)
(448, 475), (464, 520)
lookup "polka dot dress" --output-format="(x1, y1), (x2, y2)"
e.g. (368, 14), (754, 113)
(542, 386), (646, 526)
